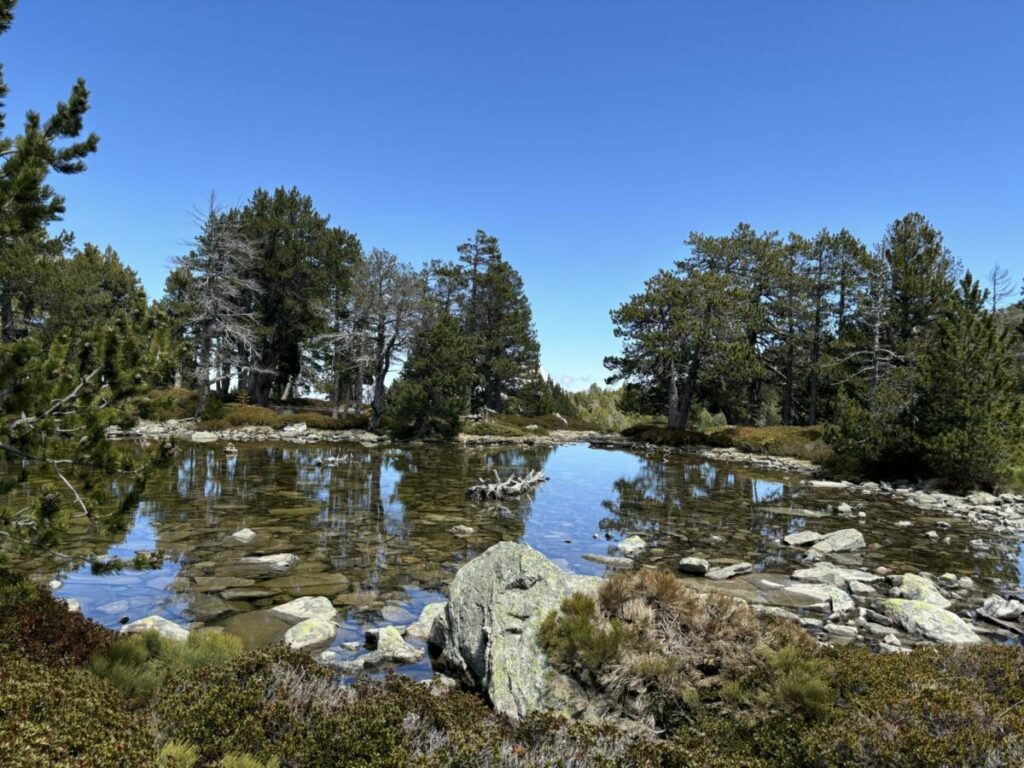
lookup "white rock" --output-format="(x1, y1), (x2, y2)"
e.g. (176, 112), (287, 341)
(48, 579), (63, 591)
(190, 431), (218, 443)
(979, 595), (1024, 621)
(615, 535), (647, 556)
(230, 528), (256, 544)
(64, 598), (81, 613)
(121, 615), (189, 641)
(269, 596), (338, 623)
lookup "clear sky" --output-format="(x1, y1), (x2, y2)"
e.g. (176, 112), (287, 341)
(5, 2), (1022, 390)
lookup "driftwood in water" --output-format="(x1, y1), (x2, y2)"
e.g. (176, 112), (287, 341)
(466, 469), (547, 501)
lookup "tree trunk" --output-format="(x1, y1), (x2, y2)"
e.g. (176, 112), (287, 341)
(666, 358), (683, 429)
(1, 291), (14, 342)
(369, 375), (386, 430)
(678, 353), (701, 430)
(195, 332), (212, 417)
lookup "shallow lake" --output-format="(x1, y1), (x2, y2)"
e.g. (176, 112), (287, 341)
(5, 441), (1023, 675)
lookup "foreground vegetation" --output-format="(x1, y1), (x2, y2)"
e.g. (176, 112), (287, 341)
(2, 572), (1022, 767)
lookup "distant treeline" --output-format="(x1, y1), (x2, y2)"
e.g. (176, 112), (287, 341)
(606, 216), (1024, 488)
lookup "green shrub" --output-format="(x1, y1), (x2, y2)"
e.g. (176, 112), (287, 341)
(90, 629), (243, 704)
(0, 572), (112, 666)
(0, 656), (154, 767)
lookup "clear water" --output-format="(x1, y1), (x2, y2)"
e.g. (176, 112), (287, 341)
(4, 441), (1021, 675)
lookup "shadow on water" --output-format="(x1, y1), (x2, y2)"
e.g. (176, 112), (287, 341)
(2, 441), (1021, 672)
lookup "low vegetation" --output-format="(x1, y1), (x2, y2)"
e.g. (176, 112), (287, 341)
(540, 570), (1024, 767)
(621, 423), (832, 464)
(2, 571), (1023, 766)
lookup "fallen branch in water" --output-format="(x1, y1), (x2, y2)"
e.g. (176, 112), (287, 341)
(466, 469), (547, 501)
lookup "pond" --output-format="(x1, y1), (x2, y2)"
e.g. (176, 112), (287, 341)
(5, 440), (1022, 675)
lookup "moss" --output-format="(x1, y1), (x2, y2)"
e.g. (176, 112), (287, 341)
(0, 656), (154, 767)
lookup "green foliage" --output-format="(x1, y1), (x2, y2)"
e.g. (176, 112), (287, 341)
(389, 310), (476, 438)
(196, 403), (368, 431)
(0, 572), (112, 666)
(829, 272), (1024, 489)
(0, 656), (154, 767)
(89, 629), (243, 704)
(539, 593), (630, 686)
(156, 741), (200, 768)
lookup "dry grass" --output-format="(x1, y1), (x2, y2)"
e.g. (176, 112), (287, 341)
(540, 570), (828, 731)
(621, 423), (832, 463)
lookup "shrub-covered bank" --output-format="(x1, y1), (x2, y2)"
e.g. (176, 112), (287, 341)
(3, 570), (1023, 767)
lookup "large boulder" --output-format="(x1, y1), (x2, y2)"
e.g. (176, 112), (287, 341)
(880, 599), (981, 644)
(431, 541), (601, 720)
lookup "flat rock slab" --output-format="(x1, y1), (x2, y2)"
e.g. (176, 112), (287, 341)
(193, 576), (256, 593)
(761, 506), (830, 519)
(783, 530), (822, 547)
(581, 553), (634, 569)
(705, 562), (753, 580)
(791, 562), (879, 588)
(894, 574), (951, 609)
(810, 529), (866, 554)
(881, 598), (981, 644)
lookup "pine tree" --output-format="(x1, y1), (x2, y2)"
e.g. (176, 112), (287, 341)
(913, 274), (1023, 489)
(389, 310), (475, 438)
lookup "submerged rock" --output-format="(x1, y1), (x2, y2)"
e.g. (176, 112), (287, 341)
(880, 599), (980, 644)
(236, 553), (299, 575)
(230, 528), (256, 543)
(431, 541), (601, 720)
(121, 615), (189, 642)
(581, 553), (634, 569)
(340, 626), (423, 671)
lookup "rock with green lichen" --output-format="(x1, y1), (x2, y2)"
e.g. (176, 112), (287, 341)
(880, 598), (980, 644)
(431, 541), (601, 720)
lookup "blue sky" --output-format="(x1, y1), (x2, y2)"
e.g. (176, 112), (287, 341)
(6, 2), (1022, 390)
